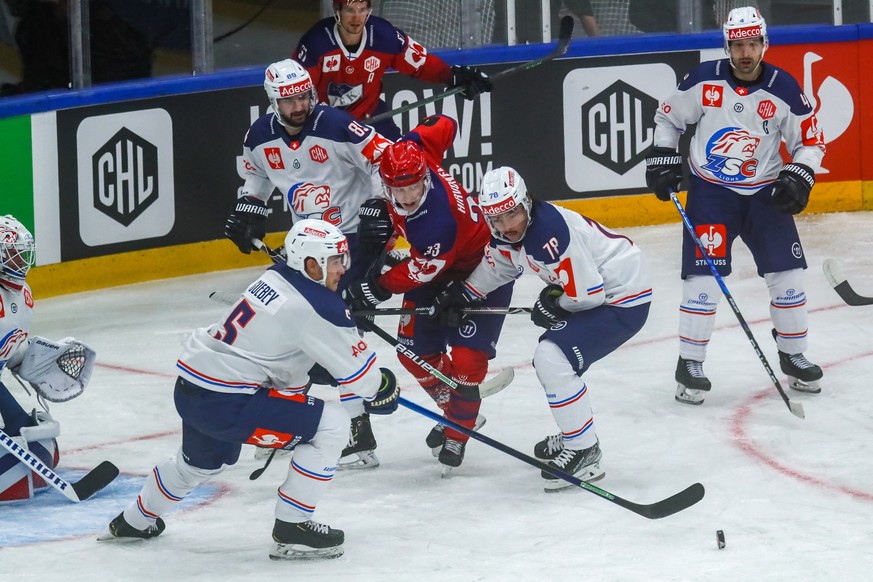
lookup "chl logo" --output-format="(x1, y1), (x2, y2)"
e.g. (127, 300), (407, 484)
(92, 127), (158, 227)
(580, 80), (658, 175)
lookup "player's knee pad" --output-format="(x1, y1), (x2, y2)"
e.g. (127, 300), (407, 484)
(682, 275), (723, 307)
(310, 402), (349, 457)
(400, 352), (450, 388)
(533, 340), (579, 390)
(171, 450), (226, 489)
(449, 346), (489, 388)
(764, 269), (805, 303)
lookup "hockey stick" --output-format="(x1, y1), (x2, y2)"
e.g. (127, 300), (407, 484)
(0, 428), (119, 502)
(249, 238), (514, 399)
(822, 259), (873, 306)
(367, 15), (574, 125)
(669, 193), (805, 419)
(355, 316), (513, 399)
(352, 306), (532, 317)
(399, 397), (704, 519)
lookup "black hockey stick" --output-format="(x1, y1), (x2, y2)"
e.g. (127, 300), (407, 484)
(249, 239), (514, 398)
(822, 259), (873, 306)
(353, 306), (532, 317)
(250, 449), (278, 480)
(400, 397), (704, 519)
(670, 193), (804, 419)
(367, 15), (574, 125)
(0, 428), (119, 501)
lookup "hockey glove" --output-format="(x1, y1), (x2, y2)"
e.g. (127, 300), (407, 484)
(364, 368), (400, 415)
(429, 280), (481, 327)
(645, 146), (684, 201)
(450, 65), (493, 100)
(342, 271), (392, 313)
(357, 198), (393, 257)
(771, 163), (815, 215)
(224, 196), (269, 254)
(308, 363), (338, 387)
(531, 284), (572, 329)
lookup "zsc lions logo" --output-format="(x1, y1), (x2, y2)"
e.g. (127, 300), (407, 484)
(701, 127), (761, 183)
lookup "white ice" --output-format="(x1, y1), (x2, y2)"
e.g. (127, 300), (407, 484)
(2, 212), (872, 581)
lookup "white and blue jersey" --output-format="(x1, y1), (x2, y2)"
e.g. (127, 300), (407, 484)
(654, 58), (825, 194)
(239, 104), (391, 235)
(177, 263), (381, 402)
(466, 201), (652, 312)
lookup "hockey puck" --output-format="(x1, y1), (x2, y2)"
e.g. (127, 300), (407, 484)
(716, 530), (726, 549)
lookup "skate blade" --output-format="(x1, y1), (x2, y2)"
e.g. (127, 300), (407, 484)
(337, 450), (380, 470)
(431, 446), (441, 458)
(788, 377), (822, 394)
(96, 529), (149, 543)
(440, 465), (459, 479)
(269, 542), (344, 561)
(543, 466), (605, 492)
(675, 384), (705, 405)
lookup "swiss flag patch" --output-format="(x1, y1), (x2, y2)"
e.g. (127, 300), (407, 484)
(702, 84), (723, 108)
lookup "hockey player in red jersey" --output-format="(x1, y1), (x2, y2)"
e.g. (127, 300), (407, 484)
(646, 6), (826, 405)
(343, 115), (513, 472)
(294, 0), (492, 140)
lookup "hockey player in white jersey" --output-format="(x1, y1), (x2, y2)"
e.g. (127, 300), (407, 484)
(224, 58), (392, 289)
(646, 6), (826, 405)
(430, 168), (652, 490)
(1, 215), (95, 503)
(100, 220), (400, 560)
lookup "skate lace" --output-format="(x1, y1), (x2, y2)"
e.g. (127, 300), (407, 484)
(305, 521), (330, 535)
(444, 439), (464, 455)
(685, 360), (707, 379)
(788, 353), (815, 369)
(543, 434), (563, 455)
(552, 447), (578, 469)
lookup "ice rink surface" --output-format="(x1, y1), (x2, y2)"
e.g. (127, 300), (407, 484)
(2, 211), (872, 581)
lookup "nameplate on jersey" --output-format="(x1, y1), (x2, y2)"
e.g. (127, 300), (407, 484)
(245, 280), (286, 314)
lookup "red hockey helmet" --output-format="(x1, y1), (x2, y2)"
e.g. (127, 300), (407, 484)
(380, 141), (428, 188)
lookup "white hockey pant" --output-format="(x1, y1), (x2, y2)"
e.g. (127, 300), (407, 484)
(678, 275), (723, 362)
(123, 451), (226, 531)
(274, 401), (347, 523)
(534, 340), (597, 451)
(765, 269), (809, 355)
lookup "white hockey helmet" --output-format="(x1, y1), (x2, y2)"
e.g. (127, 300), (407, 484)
(723, 6), (768, 54)
(264, 59), (318, 125)
(0, 214), (36, 284)
(478, 166), (533, 243)
(285, 219), (350, 286)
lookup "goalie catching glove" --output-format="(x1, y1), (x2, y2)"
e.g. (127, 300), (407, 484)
(531, 284), (571, 329)
(770, 163), (815, 215)
(645, 146), (683, 201)
(224, 196), (268, 254)
(449, 65), (492, 99)
(13, 336), (96, 402)
(364, 368), (399, 415)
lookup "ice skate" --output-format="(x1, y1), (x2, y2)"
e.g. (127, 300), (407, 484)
(439, 438), (466, 478)
(542, 439), (604, 492)
(98, 513), (165, 542)
(675, 356), (711, 405)
(772, 332), (823, 394)
(338, 413), (379, 470)
(533, 433), (564, 460)
(269, 519), (344, 561)
(426, 414), (486, 457)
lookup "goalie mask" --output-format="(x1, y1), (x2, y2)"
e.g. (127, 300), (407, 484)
(478, 166), (533, 243)
(723, 6), (768, 62)
(0, 215), (35, 286)
(285, 219), (350, 286)
(264, 59), (318, 128)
